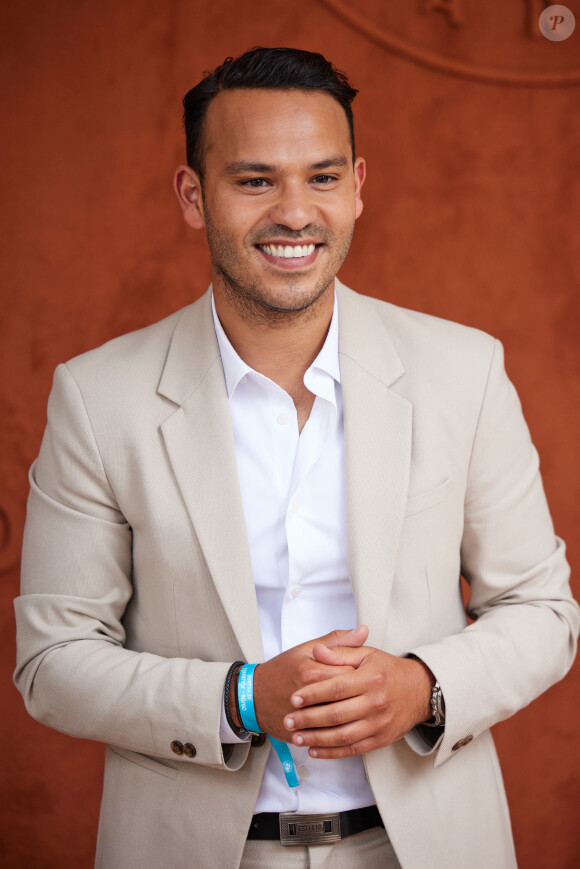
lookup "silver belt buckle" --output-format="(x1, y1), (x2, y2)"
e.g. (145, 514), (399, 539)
(279, 811), (341, 846)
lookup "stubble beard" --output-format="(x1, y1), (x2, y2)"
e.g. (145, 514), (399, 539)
(203, 206), (354, 328)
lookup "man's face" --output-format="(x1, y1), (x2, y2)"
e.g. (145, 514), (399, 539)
(187, 88), (365, 319)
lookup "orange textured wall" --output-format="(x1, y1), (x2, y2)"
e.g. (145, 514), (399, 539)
(1, 1), (579, 866)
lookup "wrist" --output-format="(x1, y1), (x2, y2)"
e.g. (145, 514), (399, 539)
(405, 655), (437, 725)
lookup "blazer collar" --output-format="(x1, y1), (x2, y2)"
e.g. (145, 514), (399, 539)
(335, 278), (405, 388)
(157, 289), (219, 406)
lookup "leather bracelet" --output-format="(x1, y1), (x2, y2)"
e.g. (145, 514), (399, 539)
(224, 661), (248, 739)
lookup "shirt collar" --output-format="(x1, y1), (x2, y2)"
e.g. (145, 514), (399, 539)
(211, 293), (341, 402)
(211, 295), (253, 398)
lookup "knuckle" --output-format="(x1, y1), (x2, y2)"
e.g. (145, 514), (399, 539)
(330, 680), (344, 701)
(338, 729), (352, 747)
(328, 707), (343, 727)
(382, 711), (395, 730)
(374, 689), (389, 709)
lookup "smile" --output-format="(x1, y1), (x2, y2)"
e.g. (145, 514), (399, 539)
(257, 243), (316, 259)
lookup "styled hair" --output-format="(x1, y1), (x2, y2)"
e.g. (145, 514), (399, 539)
(182, 47), (358, 178)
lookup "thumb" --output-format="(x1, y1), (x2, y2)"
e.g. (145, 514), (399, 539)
(320, 625), (369, 649)
(312, 643), (369, 668)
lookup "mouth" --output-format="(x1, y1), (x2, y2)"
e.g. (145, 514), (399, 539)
(256, 242), (321, 269)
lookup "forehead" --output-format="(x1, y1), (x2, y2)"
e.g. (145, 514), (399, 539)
(202, 88), (351, 168)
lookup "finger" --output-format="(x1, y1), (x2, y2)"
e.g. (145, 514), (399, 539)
(291, 715), (397, 756)
(320, 625), (368, 649)
(307, 736), (381, 760)
(285, 695), (365, 733)
(290, 718), (375, 751)
(311, 644), (369, 668)
(290, 668), (367, 709)
(301, 663), (356, 684)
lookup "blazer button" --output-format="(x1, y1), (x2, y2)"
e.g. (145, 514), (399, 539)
(170, 740), (184, 755)
(251, 733), (266, 748)
(183, 743), (196, 758)
(452, 735), (474, 752)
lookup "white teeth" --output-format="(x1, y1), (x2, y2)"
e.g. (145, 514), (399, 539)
(260, 243), (316, 258)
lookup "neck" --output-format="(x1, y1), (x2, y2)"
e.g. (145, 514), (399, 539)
(212, 281), (335, 398)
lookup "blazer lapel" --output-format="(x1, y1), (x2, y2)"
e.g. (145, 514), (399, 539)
(158, 291), (263, 663)
(337, 281), (412, 650)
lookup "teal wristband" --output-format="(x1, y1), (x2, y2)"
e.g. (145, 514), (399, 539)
(237, 664), (262, 734)
(269, 736), (300, 788)
(237, 664), (300, 788)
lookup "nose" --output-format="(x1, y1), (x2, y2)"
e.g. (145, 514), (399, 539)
(267, 180), (317, 231)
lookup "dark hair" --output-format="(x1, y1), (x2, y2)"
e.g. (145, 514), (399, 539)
(182, 47), (358, 179)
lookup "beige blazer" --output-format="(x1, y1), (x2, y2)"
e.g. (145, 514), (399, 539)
(14, 282), (578, 868)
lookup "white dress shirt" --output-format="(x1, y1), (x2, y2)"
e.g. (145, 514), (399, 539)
(212, 293), (375, 814)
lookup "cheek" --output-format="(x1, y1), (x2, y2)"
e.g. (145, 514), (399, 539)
(326, 196), (358, 232)
(212, 192), (263, 231)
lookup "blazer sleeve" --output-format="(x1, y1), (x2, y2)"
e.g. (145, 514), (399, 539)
(408, 339), (579, 767)
(13, 362), (251, 772)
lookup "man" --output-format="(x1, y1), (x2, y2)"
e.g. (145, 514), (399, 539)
(14, 47), (578, 868)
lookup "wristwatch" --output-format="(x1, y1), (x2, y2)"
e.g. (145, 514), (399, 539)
(423, 681), (445, 727)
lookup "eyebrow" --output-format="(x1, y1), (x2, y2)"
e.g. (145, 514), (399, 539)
(223, 154), (349, 176)
(311, 155), (349, 170)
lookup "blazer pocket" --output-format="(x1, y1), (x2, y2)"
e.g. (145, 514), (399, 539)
(405, 478), (452, 518)
(109, 745), (180, 780)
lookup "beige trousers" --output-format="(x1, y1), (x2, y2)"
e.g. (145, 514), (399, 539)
(240, 825), (401, 868)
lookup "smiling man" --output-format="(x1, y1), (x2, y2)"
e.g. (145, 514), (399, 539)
(15, 48), (578, 869)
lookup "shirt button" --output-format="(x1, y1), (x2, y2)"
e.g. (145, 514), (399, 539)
(289, 500), (298, 514)
(277, 412), (289, 425)
(291, 586), (302, 598)
(298, 765), (310, 779)
(240, 376), (247, 385)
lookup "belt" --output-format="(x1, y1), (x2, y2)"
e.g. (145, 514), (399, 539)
(247, 805), (384, 846)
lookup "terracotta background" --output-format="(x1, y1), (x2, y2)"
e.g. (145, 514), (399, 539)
(1, 1), (579, 866)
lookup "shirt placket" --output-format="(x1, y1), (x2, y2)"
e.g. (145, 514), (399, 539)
(281, 393), (335, 654)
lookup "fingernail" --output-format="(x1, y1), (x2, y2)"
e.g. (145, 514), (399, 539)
(310, 749), (318, 757)
(295, 735), (304, 745)
(285, 717), (294, 730)
(293, 695), (304, 706)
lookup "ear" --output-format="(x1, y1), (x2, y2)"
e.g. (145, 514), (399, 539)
(353, 156), (366, 220)
(174, 164), (205, 230)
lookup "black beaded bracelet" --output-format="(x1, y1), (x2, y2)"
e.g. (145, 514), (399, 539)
(224, 661), (248, 739)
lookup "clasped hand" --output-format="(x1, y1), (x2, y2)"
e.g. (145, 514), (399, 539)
(252, 626), (434, 759)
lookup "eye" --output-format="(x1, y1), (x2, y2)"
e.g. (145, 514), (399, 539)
(311, 174), (337, 185)
(239, 178), (270, 189)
